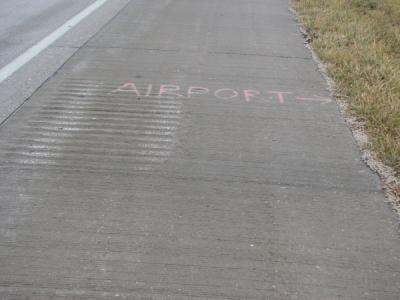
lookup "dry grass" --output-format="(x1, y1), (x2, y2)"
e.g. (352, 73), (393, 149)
(293, 0), (400, 175)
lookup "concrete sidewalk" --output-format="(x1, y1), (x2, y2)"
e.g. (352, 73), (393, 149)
(1, 0), (399, 299)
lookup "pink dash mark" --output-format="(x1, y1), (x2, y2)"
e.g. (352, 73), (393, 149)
(296, 95), (332, 104)
(112, 82), (141, 96)
(243, 90), (260, 102)
(158, 84), (183, 98)
(214, 88), (239, 100)
(187, 86), (210, 98)
(268, 91), (292, 104)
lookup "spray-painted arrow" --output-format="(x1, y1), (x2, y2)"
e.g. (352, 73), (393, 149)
(295, 95), (332, 104)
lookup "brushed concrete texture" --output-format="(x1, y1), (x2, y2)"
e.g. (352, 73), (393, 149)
(0, 0), (399, 299)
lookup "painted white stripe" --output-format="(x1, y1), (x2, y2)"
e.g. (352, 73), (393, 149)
(0, 0), (110, 83)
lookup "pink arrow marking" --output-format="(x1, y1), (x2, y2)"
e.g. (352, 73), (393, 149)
(296, 95), (332, 104)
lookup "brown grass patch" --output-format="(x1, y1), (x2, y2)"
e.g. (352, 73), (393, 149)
(293, 0), (400, 176)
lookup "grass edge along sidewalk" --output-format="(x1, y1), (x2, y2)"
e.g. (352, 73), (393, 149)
(292, 0), (400, 206)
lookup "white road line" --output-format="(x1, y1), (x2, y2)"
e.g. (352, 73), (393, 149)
(0, 0), (110, 84)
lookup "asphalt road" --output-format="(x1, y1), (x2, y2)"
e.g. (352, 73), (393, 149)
(0, 0), (399, 299)
(0, 0), (96, 69)
(0, 0), (129, 124)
